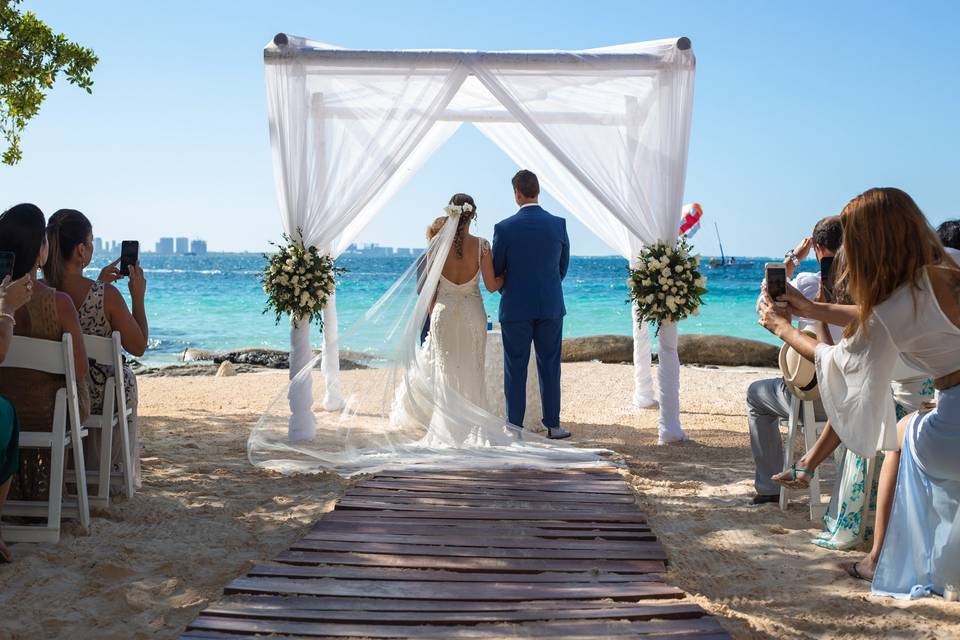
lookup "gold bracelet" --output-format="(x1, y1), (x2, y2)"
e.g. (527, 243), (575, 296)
(0, 312), (15, 327)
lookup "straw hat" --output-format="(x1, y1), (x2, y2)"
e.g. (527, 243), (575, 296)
(779, 331), (820, 401)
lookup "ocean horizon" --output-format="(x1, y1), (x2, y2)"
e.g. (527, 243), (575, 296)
(86, 252), (802, 365)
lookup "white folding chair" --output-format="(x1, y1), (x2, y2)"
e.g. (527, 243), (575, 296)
(779, 395), (833, 521)
(82, 332), (135, 506)
(0, 334), (90, 542)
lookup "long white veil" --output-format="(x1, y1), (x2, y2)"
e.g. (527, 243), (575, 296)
(248, 212), (609, 477)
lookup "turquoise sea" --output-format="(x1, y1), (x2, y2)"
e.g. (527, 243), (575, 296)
(88, 253), (807, 365)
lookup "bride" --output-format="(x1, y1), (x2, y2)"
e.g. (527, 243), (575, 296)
(422, 193), (502, 409)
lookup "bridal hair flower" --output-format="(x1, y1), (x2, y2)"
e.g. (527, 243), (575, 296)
(444, 203), (474, 217)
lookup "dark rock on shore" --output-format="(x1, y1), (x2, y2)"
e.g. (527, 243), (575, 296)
(561, 335), (633, 364)
(181, 347), (370, 371)
(677, 334), (779, 367)
(558, 334), (778, 367)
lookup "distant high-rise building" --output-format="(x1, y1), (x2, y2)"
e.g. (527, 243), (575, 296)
(156, 237), (175, 254)
(394, 248), (415, 257)
(93, 237), (104, 253)
(190, 239), (208, 255)
(175, 237), (189, 254)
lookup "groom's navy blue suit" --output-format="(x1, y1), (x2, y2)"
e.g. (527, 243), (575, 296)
(493, 204), (569, 429)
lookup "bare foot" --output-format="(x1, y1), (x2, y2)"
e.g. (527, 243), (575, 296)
(772, 463), (814, 489)
(842, 557), (876, 582)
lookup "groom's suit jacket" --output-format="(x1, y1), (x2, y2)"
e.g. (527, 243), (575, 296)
(492, 204), (569, 322)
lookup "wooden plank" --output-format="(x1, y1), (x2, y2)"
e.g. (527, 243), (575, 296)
(351, 484), (638, 503)
(201, 600), (708, 624)
(308, 520), (654, 540)
(289, 539), (668, 560)
(302, 531), (658, 549)
(334, 500), (648, 522)
(274, 550), (667, 573)
(247, 563), (665, 583)
(188, 616), (727, 639)
(223, 577), (684, 601)
(364, 477), (632, 495)
(372, 468), (625, 481)
(215, 594), (684, 612)
(340, 493), (641, 511)
(317, 513), (652, 531)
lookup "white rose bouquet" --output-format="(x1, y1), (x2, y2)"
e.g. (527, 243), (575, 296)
(260, 232), (345, 328)
(627, 238), (706, 332)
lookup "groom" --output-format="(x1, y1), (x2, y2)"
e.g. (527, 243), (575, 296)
(493, 170), (571, 439)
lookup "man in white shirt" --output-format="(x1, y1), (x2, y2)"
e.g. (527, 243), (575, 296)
(747, 216), (842, 504)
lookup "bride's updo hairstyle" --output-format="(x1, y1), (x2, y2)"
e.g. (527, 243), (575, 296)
(425, 193), (477, 259)
(840, 187), (958, 337)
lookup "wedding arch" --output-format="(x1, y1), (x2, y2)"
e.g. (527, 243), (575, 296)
(262, 33), (696, 443)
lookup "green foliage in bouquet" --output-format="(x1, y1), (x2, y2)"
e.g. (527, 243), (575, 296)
(260, 233), (345, 328)
(627, 238), (707, 332)
(0, 0), (98, 164)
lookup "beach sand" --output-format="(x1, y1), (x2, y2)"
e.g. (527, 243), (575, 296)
(2, 363), (959, 639)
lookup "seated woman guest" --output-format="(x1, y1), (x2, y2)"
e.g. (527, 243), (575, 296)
(0, 272), (33, 561)
(43, 209), (147, 488)
(760, 187), (960, 598)
(0, 204), (89, 503)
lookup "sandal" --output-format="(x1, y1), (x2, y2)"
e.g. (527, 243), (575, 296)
(773, 463), (814, 490)
(841, 560), (873, 583)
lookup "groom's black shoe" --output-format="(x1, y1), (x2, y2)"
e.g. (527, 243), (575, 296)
(546, 425), (571, 440)
(751, 494), (779, 505)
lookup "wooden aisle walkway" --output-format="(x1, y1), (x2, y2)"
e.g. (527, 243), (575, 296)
(181, 466), (730, 639)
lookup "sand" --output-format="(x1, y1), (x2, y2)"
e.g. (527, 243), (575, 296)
(1, 363), (958, 639)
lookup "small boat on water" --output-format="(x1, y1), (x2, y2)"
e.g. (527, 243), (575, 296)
(707, 223), (756, 270)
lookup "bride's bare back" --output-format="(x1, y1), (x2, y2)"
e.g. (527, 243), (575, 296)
(442, 233), (502, 292)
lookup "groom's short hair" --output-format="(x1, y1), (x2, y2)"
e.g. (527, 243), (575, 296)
(512, 170), (540, 199)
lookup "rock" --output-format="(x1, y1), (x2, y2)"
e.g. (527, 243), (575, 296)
(215, 361), (237, 377)
(180, 348), (216, 362)
(561, 335), (633, 364)
(213, 348), (292, 369)
(677, 334), (778, 367)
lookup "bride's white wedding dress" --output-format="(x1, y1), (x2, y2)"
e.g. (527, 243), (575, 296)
(428, 239), (490, 409)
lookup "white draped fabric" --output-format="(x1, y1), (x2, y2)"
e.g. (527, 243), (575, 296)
(264, 35), (695, 440)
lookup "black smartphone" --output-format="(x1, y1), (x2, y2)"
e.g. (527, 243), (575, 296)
(119, 241), (139, 277)
(0, 251), (14, 281)
(820, 256), (835, 302)
(765, 262), (787, 302)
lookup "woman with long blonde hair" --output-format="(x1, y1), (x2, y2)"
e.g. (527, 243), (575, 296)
(760, 187), (960, 598)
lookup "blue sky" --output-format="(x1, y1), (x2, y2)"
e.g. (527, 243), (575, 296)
(1, 1), (957, 256)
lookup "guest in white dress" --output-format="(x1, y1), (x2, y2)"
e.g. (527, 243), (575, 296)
(760, 187), (960, 599)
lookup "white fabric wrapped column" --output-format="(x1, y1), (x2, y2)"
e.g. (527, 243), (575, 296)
(656, 321), (685, 442)
(631, 303), (657, 408)
(320, 292), (344, 411)
(288, 317), (317, 440)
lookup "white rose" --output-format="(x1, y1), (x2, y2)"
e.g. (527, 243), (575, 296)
(670, 286), (677, 293)
(661, 268), (671, 277)
(626, 277), (635, 289)
(642, 279), (652, 286)
(645, 294), (655, 303)
(665, 246), (673, 256)
(678, 296), (686, 304)
(674, 265), (683, 273)
(283, 264), (293, 273)
(659, 276), (668, 285)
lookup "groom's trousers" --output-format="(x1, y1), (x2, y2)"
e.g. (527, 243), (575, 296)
(501, 317), (563, 429)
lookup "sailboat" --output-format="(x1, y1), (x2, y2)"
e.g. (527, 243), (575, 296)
(707, 222), (755, 269)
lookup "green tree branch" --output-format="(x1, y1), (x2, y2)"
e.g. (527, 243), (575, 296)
(0, 0), (97, 164)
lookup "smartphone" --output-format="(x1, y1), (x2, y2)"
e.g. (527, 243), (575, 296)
(765, 262), (787, 303)
(0, 251), (14, 281)
(119, 241), (139, 277)
(820, 256), (835, 302)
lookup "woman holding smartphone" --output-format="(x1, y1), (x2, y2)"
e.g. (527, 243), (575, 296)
(759, 187), (960, 598)
(43, 209), (147, 489)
